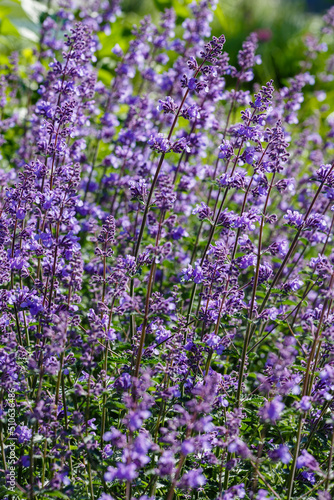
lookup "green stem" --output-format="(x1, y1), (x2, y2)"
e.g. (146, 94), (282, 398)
(286, 415), (304, 500)
(302, 400), (330, 452)
(165, 455), (186, 500)
(236, 173), (276, 405)
(0, 421), (6, 471)
(29, 429), (35, 500)
(205, 349), (213, 377)
(88, 461), (94, 500)
(223, 451), (232, 490)
(55, 351), (65, 407)
(325, 425), (334, 490)
(41, 438), (48, 488)
(101, 337), (110, 448)
(133, 260), (156, 379)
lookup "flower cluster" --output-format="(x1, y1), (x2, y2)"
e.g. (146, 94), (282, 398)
(0, 2), (334, 500)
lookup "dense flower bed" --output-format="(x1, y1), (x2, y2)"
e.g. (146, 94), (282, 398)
(1, 1), (334, 499)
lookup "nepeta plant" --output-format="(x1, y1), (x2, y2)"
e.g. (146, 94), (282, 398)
(1, 1), (334, 499)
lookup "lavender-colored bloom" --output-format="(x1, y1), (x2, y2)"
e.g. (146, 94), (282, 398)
(297, 450), (319, 471)
(16, 209), (26, 220)
(178, 468), (206, 489)
(228, 438), (252, 458)
(244, 146), (256, 164)
(181, 103), (201, 121)
(148, 133), (171, 152)
(114, 372), (132, 391)
(221, 484), (246, 499)
(181, 263), (203, 284)
(256, 490), (274, 500)
(128, 409), (151, 431)
(103, 445), (113, 458)
(259, 397), (284, 423)
(103, 428), (126, 448)
(112, 44), (123, 57)
(300, 471), (316, 484)
(218, 140), (234, 160)
(317, 492), (332, 500)
(192, 202), (212, 221)
(156, 450), (175, 476)
(299, 396), (312, 411)
(132, 433), (151, 466)
(15, 425), (32, 444)
(283, 210), (304, 227)
(205, 333), (224, 354)
(2, 2), (334, 498)
(268, 445), (291, 464)
(282, 278), (302, 292)
(171, 137), (191, 153)
(305, 213), (327, 231)
(320, 364), (334, 382)
(21, 455), (30, 467)
(157, 96), (178, 114)
(237, 253), (256, 269)
(181, 439), (195, 455)
(188, 77), (198, 90)
(104, 463), (136, 482)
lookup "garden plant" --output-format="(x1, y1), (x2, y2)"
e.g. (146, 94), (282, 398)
(1, 0), (334, 499)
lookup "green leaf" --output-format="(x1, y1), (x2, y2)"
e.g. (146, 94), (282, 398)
(43, 491), (71, 499)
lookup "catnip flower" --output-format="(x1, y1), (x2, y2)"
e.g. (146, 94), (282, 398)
(259, 397), (285, 423)
(1, 2), (334, 498)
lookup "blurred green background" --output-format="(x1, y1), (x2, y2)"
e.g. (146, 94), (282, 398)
(0, 0), (333, 85)
(119, 0), (334, 85)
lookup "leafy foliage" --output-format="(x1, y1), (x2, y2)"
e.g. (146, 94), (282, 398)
(0, 1), (334, 500)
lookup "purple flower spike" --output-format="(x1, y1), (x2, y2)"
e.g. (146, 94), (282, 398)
(259, 397), (285, 423)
